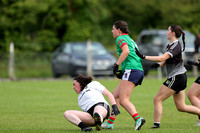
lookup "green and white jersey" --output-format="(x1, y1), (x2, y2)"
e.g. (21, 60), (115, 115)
(116, 34), (143, 72)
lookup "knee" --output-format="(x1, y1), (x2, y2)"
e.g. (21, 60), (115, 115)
(177, 107), (185, 112)
(187, 91), (192, 100)
(64, 110), (71, 119)
(119, 100), (124, 107)
(187, 90), (195, 101)
(153, 97), (160, 104)
(176, 105), (185, 112)
(119, 98), (127, 107)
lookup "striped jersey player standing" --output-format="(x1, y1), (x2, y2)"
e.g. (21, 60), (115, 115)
(135, 24), (200, 128)
(101, 20), (145, 130)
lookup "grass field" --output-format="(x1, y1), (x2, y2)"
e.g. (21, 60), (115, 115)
(0, 77), (200, 133)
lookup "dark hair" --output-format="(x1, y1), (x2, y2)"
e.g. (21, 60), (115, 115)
(170, 25), (185, 51)
(114, 20), (129, 33)
(73, 74), (92, 91)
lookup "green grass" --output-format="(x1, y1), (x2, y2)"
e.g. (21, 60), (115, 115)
(0, 77), (200, 133)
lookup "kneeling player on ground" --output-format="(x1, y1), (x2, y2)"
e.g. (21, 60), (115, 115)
(64, 74), (120, 132)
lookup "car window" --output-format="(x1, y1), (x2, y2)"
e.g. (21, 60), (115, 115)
(152, 36), (162, 46)
(179, 32), (195, 48)
(71, 43), (107, 56)
(53, 45), (65, 56)
(63, 44), (71, 54)
(72, 44), (87, 55)
(141, 34), (168, 46)
(91, 43), (107, 55)
(141, 35), (153, 44)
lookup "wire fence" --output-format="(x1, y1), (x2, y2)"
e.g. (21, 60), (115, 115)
(0, 52), (52, 79)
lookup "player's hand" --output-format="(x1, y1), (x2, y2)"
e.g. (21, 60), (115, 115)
(135, 48), (146, 59)
(111, 104), (120, 116)
(113, 63), (119, 74)
(187, 60), (199, 66)
(115, 70), (123, 79)
(151, 63), (160, 68)
(187, 60), (194, 65)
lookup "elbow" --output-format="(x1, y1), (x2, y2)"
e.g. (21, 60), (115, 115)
(126, 50), (130, 55)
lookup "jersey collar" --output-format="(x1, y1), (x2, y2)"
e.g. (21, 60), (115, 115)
(169, 40), (178, 45)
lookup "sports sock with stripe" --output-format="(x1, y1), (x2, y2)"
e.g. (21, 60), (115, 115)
(107, 116), (115, 124)
(132, 113), (141, 122)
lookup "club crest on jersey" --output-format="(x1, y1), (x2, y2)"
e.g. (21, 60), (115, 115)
(166, 80), (170, 85)
(124, 73), (128, 78)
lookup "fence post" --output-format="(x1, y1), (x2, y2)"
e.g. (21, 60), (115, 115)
(9, 42), (16, 80)
(87, 40), (93, 76)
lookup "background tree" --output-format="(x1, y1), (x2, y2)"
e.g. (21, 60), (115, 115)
(0, 0), (200, 52)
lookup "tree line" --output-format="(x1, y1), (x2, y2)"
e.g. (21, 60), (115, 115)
(0, 0), (200, 53)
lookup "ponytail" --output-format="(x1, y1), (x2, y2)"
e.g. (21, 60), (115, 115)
(170, 25), (185, 52)
(181, 31), (185, 52)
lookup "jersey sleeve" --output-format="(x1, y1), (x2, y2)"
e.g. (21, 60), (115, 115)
(90, 81), (106, 93)
(116, 37), (127, 49)
(166, 42), (181, 58)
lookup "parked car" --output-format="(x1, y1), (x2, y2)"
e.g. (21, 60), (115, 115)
(51, 42), (117, 77)
(137, 29), (195, 75)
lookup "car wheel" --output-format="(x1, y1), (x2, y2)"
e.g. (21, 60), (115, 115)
(53, 70), (61, 78)
(143, 70), (149, 76)
(52, 65), (61, 78)
(53, 72), (61, 78)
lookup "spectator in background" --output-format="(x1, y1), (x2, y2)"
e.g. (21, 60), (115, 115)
(193, 32), (200, 77)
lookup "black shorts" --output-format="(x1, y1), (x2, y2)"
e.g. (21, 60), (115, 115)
(163, 73), (187, 94)
(87, 102), (110, 121)
(194, 76), (200, 84)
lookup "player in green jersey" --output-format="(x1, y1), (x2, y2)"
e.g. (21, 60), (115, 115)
(101, 20), (145, 131)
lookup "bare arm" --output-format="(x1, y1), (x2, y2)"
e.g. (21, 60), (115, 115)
(102, 88), (120, 115)
(102, 88), (116, 105)
(116, 45), (129, 65)
(145, 52), (171, 62)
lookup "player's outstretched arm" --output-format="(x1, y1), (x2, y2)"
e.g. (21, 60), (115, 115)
(103, 88), (120, 116)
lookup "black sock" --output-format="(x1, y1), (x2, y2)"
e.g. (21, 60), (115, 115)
(78, 122), (87, 129)
(198, 115), (200, 120)
(154, 122), (160, 128)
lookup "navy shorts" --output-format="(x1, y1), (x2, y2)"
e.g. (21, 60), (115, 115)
(122, 69), (144, 86)
(163, 73), (187, 94)
(194, 76), (200, 84)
